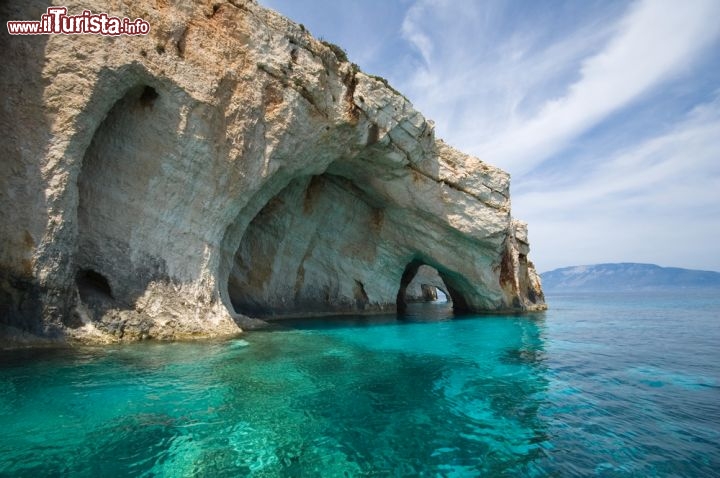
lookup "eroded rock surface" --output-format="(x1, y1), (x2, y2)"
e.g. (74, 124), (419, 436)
(0, 0), (545, 344)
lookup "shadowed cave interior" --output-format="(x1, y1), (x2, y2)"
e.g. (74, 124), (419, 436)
(75, 83), (173, 314)
(227, 173), (469, 319)
(399, 264), (451, 304)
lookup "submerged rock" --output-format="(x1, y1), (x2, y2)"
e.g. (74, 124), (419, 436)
(0, 0), (545, 343)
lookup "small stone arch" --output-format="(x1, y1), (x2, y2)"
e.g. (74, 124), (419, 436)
(404, 264), (451, 303)
(396, 259), (470, 314)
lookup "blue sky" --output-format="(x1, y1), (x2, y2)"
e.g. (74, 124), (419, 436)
(260, 0), (720, 272)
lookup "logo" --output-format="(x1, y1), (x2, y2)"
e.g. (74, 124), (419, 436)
(7, 7), (150, 36)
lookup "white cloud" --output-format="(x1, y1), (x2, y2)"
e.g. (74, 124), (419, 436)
(514, 97), (720, 271)
(397, 1), (619, 162)
(400, 0), (720, 176)
(401, 3), (434, 67)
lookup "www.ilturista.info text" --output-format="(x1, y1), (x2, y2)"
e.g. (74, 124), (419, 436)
(7, 7), (150, 36)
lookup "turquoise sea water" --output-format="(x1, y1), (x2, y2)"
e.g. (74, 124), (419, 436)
(1, 291), (718, 477)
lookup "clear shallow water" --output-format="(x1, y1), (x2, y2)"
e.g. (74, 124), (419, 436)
(1, 292), (718, 477)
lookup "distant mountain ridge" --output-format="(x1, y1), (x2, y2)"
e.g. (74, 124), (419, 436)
(540, 263), (720, 291)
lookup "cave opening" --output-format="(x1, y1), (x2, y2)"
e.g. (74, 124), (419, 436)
(403, 264), (451, 304)
(75, 269), (113, 302)
(139, 85), (159, 107)
(225, 171), (478, 319)
(226, 173), (390, 319)
(396, 259), (470, 314)
(76, 81), (174, 309)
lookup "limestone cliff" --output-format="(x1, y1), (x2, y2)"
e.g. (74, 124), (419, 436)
(0, 0), (545, 344)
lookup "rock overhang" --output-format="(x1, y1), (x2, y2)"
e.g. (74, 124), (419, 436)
(0, 0), (545, 344)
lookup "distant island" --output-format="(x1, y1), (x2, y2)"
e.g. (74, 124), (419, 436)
(541, 263), (720, 292)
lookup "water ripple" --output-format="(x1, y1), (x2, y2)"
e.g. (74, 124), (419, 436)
(0, 293), (718, 476)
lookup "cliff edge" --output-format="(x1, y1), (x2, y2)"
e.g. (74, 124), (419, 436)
(0, 0), (545, 344)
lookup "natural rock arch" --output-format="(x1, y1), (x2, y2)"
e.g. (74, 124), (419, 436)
(396, 260), (471, 314)
(225, 170), (500, 319)
(403, 265), (451, 304)
(227, 173), (394, 318)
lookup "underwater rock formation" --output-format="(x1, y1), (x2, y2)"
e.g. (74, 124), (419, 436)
(0, 0), (545, 343)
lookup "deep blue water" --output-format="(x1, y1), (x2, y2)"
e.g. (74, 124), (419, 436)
(0, 291), (718, 477)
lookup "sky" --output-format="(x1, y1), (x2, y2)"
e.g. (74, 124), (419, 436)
(260, 0), (720, 273)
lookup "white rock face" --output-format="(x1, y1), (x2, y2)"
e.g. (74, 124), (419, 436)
(0, 0), (545, 343)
